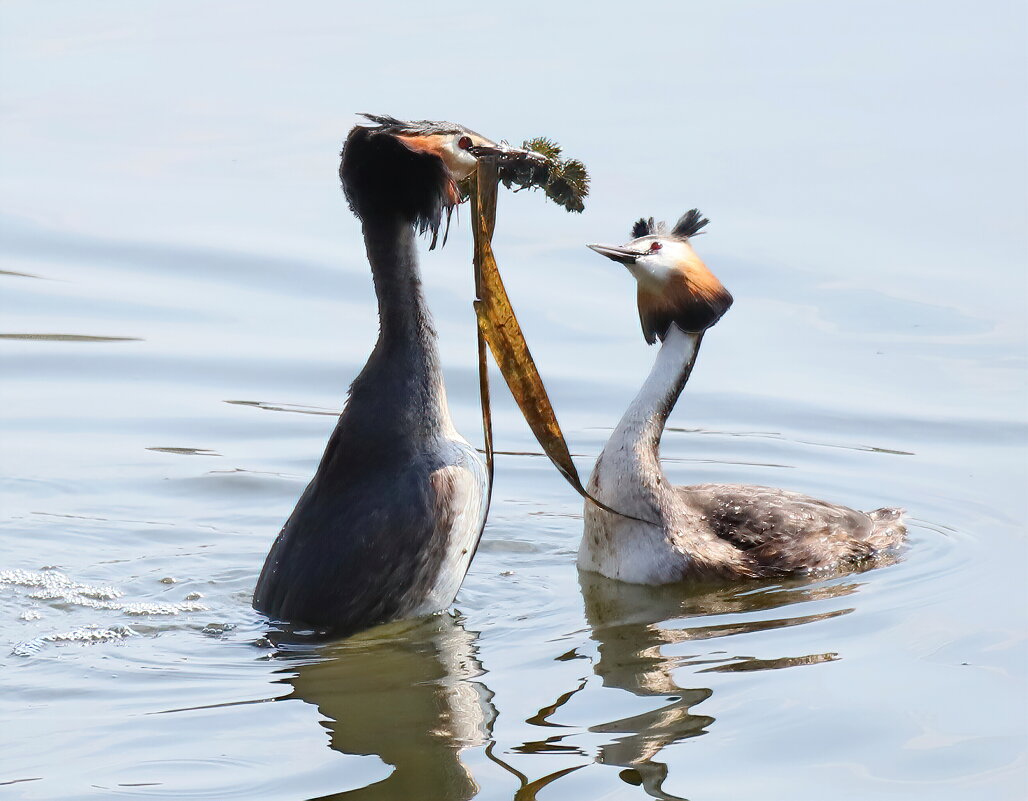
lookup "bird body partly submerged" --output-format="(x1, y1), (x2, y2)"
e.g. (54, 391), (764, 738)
(253, 119), (496, 635)
(582, 215), (905, 586)
(254, 215), (487, 634)
(256, 426), (486, 632)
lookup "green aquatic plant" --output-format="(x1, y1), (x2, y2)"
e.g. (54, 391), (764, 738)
(458, 136), (590, 214)
(502, 137), (590, 213)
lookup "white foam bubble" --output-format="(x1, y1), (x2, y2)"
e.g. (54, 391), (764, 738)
(0, 568), (122, 601)
(4, 568), (211, 655)
(121, 601), (208, 616)
(13, 625), (134, 657)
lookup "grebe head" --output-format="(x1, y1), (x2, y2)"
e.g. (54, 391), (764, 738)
(588, 209), (733, 344)
(340, 114), (544, 247)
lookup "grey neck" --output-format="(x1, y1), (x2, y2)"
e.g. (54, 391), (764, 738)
(348, 214), (453, 444)
(611, 326), (703, 462)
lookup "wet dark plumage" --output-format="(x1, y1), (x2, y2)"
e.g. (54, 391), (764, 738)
(340, 121), (455, 248)
(254, 117), (486, 637)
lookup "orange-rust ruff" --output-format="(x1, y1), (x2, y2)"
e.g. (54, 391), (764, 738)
(582, 210), (905, 585)
(636, 260), (731, 346)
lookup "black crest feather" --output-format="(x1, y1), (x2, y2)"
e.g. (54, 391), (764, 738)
(631, 216), (669, 239)
(339, 121), (453, 249)
(672, 209), (710, 239)
(632, 217), (654, 238)
(633, 209), (710, 242)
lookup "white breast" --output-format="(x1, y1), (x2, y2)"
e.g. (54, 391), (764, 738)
(412, 435), (488, 616)
(578, 328), (702, 585)
(579, 450), (689, 584)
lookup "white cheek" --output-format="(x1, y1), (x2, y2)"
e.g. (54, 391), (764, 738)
(630, 257), (676, 290)
(440, 141), (478, 179)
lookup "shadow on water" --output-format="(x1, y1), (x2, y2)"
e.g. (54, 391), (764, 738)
(270, 614), (495, 801)
(573, 570), (875, 800)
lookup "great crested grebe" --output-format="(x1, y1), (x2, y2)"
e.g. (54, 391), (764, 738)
(254, 116), (536, 635)
(582, 211), (906, 585)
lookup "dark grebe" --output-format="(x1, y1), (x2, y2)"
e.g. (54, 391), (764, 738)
(254, 116), (534, 635)
(581, 211), (906, 584)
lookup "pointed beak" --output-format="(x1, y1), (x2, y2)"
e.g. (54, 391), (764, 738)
(587, 243), (641, 265)
(467, 140), (549, 168)
(464, 141), (505, 158)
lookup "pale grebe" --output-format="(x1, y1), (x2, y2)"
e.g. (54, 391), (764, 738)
(254, 116), (536, 635)
(581, 211), (906, 584)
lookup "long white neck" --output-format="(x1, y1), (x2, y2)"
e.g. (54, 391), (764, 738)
(610, 326), (703, 463)
(582, 326), (704, 581)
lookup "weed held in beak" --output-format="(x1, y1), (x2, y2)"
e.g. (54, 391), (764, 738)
(468, 149), (646, 523)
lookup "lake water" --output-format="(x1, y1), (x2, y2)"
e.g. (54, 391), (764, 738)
(1, 2), (1026, 799)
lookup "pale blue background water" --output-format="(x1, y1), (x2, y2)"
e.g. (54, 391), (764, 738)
(1, 2), (1026, 799)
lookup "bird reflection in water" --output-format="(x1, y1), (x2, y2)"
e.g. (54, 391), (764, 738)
(271, 614), (494, 801)
(269, 567), (894, 800)
(566, 571), (874, 800)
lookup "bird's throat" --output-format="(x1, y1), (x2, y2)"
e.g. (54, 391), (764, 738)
(612, 326), (703, 456)
(363, 216), (432, 343)
(350, 214), (454, 443)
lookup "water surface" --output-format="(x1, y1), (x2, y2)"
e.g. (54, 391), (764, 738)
(1, 2), (1026, 799)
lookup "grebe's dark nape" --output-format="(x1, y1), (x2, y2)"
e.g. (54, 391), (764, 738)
(582, 211), (906, 585)
(253, 116), (539, 636)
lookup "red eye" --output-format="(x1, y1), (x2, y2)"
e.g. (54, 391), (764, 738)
(649, 242), (662, 251)
(458, 136), (473, 150)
